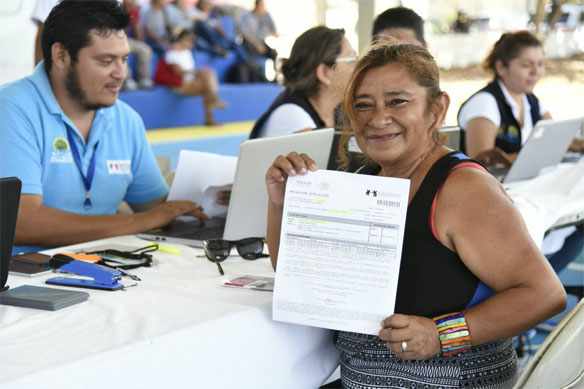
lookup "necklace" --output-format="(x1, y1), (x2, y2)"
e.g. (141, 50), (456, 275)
(405, 143), (438, 181)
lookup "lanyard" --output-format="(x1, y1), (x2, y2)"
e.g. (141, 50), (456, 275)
(65, 124), (99, 213)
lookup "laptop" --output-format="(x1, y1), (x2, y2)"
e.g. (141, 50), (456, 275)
(137, 128), (335, 247)
(489, 117), (582, 184)
(1, 177), (22, 292)
(439, 126), (462, 151)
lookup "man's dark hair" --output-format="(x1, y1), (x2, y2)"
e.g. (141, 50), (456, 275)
(42, 0), (130, 73)
(372, 7), (425, 45)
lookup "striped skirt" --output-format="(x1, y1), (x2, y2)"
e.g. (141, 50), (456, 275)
(336, 331), (518, 388)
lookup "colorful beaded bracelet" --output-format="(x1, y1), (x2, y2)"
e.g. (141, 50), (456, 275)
(433, 312), (472, 356)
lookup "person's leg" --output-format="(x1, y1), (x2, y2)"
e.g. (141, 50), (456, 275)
(144, 38), (166, 57)
(129, 39), (153, 88)
(546, 228), (584, 273)
(194, 21), (227, 56)
(262, 42), (278, 61)
(178, 68), (225, 125)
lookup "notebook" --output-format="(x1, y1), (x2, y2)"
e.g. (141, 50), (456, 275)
(137, 128), (335, 247)
(489, 117), (582, 183)
(0, 285), (89, 311)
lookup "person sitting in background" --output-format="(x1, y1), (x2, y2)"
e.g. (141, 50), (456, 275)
(193, 0), (249, 64)
(372, 6), (427, 47)
(458, 31), (583, 164)
(31, 0), (59, 65)
(122, 0), (154, 90)
(265, 43), (566, 388)
(165, 0), (198, 33)
(0, 0), (210, 254)
(249, 26), (356, 138)
(237, 0), (277, 62)
(155, 29), (226, 126)
(144, 0), (172, 56)
(458, 31), (583, 274)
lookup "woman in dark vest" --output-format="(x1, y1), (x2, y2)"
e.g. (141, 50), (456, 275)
(457, 31), (552, 166)
(458, 31), (583, 275)
(249, 26), (356, 139)
(265, 44), (566, 388)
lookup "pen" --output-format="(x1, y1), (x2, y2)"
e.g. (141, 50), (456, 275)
(148, 241), (181, 255)
(116, 268), (141, 281)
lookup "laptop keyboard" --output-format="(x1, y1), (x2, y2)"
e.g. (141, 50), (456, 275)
(179, 225), (224, 240)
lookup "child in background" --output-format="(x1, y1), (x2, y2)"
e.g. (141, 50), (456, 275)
(160, 29), (226, 125)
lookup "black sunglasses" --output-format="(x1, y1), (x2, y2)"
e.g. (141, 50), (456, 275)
(203, 238), (268, 275)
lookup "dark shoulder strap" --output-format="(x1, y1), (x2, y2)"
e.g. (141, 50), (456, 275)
(526, 93), (541, 126)
(249, 89), (325, 139)
(412, 152), (478, 211)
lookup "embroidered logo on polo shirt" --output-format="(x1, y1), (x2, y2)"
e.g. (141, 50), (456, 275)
(49, 137), (73, 163)
(107, 160), (131, 174)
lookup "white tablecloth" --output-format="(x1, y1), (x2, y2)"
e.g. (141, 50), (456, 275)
(0, 236), (339, 389)
(506, 159), (584, 249)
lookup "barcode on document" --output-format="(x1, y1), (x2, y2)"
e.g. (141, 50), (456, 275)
(377, 199), (400, 207)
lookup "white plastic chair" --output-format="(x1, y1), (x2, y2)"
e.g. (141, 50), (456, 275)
(514, 298), (584, 388)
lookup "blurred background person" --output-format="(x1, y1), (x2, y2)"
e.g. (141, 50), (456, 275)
(193, 0), (249, 64)
(165, 0), (198, 34)
(249, 26), (356, 139)
(31, 0), (59, 65)
(144, 0), (172, 56)
(458, 31), (583, 275)
(452, 9), (471, 33)
(238, 0), (278, 63)
(122, 0), (154, 90)
(372, 6), (427, 48)
(154, 29), (225, 126)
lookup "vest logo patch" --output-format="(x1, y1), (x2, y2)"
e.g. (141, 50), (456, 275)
(49, 136), (73, 163)
(107, 160), (131, 174)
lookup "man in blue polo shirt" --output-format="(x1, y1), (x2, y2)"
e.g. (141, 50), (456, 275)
(0, 0), (207, 253)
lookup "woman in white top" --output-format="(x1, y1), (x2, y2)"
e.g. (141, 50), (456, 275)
(164, 30), (225, 125)
(249, 26), (357, 138)
(458, 31), (583, 166)
(458, 31), (583, 275)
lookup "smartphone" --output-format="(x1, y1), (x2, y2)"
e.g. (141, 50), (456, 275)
(10, 253), (52, 277)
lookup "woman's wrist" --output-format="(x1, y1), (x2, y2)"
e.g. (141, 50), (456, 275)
(433, 312), (472, 356)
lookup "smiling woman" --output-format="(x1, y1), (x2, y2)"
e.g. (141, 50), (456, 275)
(264, 43), (566, 388)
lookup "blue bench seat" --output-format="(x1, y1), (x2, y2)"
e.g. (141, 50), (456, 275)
(119, 83), (282, 129)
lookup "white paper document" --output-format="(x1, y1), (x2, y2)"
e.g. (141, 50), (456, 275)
(167, 150), (237, 218)
(272, 169), (410, 335)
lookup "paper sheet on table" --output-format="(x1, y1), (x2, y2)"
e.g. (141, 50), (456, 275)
(167, 150), (237, 218)
(272, 169), (410, 335)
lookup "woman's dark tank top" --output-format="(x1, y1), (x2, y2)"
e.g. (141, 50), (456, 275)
(358, 151), (494, 317)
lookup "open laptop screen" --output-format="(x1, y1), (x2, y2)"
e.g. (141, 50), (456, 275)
(1, 177), (21, 291)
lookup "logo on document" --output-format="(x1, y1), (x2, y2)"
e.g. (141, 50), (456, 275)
(107, 160), (131, 174)
(49, 137), (73, 163)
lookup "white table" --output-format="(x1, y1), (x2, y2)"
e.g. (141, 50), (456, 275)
(505, 160), (584, 249)
(0, 236), (339, 389)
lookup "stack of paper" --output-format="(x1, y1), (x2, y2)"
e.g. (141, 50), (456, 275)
(167, 150), (237, 218)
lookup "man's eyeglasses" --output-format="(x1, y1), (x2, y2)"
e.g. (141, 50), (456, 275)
(203, 238), (268, 275)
